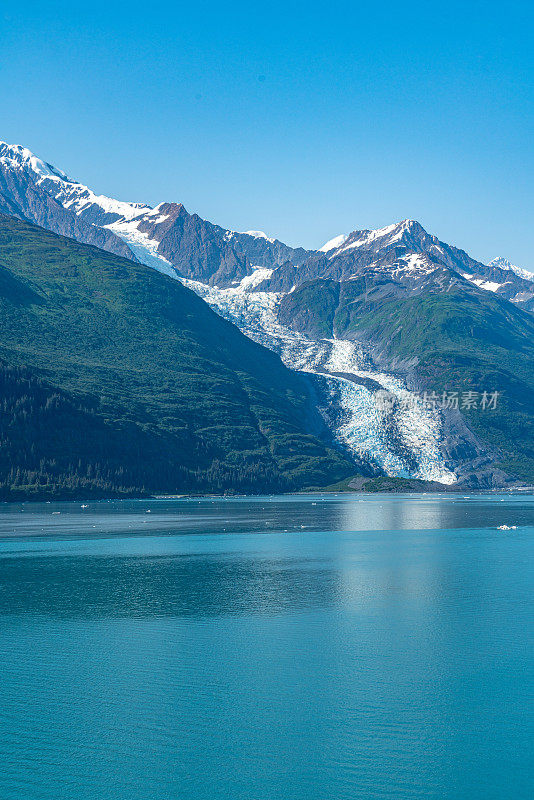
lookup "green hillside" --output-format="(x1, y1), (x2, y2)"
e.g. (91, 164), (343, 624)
(0, 215), (353, 499)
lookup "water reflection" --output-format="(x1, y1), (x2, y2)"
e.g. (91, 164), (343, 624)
(0, 551), (344, 619)
(0, 495), (532, 621)
(0, 494), (533, 542)
(0, 496), (533, 800)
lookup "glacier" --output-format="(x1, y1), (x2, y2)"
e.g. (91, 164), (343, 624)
(0, 139), (458, 483)
(100, 217), (457, 483)
(178, 271), (456, 484)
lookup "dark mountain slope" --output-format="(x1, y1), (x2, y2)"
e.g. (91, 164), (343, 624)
(124, 203), (312, 285)
(0, 214), (353, 499)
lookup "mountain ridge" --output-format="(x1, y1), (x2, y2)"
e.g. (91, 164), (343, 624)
(3, 140), (531, 297)
(1, 139), (533, 487)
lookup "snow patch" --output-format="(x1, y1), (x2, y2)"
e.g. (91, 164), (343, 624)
(237, 267), (274, 290)
(243, 230), (275, 243)
(105, 218), (177, 278)
(144, 204), (173, 224)
(512, 291), (534, 303)
(462, 273), (503, 293)
(399, 253), (427, 272)
(472, 278), (502, 292)
(319, 234), (348, 252)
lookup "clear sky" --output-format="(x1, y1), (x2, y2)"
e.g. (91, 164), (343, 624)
(1, 0), (532, 268)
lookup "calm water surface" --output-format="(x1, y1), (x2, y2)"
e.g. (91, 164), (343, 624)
(0, 493), (533, 799)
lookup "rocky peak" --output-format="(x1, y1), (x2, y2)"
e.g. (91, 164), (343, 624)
(325, 219), (429, 258)
(489, 257), (533, 283)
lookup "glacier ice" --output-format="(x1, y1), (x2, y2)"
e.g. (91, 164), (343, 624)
(179, 271), (457, 484)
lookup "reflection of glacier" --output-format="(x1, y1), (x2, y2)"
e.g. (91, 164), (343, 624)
(179, 271), (456, 484)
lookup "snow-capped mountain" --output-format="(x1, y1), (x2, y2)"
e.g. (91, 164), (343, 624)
(0, 142), (151, 224)
(0, 139), (531, 487)
(319, 233), (348, 252)
(263, 218), (534, 311)
(489, 257), (533, 283)
(0, 141), (313, 286)
(2, 140), (530, 307)
(0, 143), (137, 259)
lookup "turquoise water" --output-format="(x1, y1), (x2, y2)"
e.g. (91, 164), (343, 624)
(0, 494), (533, 799)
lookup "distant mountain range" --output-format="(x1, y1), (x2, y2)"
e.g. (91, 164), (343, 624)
(1, 141), (531, 299)
(0, 140), (533, 493)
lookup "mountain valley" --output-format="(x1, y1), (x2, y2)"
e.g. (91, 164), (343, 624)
(1, 140), (533, 493)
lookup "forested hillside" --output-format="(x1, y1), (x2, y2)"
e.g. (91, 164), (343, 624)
(0, 215), (353, 499)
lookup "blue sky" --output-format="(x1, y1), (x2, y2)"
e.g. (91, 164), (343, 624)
(1, 0), (532, 267)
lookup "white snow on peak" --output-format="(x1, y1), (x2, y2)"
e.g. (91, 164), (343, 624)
(65, 190), (151, 222)
(489, 257), (533, 283)
(0, 140), (70, 181)
(331, 219), (418, 257)
(319, 234), (348, 252)
(0, 139), (151, 223)
(143, 204), (174, 225)
(243, 230), (275, 243)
